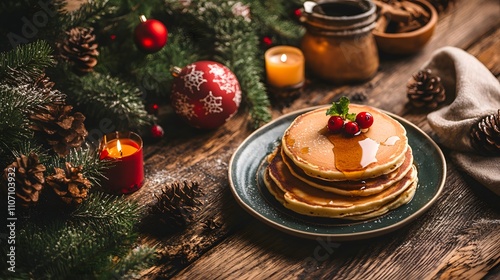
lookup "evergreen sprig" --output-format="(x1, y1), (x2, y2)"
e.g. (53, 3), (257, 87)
(60, 0), (114, 30)
(0, 89), (32, 156)
(126, 31), (202, 98)
(70, 191), (145, 230)
(213, 18), (271, 127)
(61, 68), (154, 130)
(0, 83), (65, 159)
(103, 245), (157, 279)
(0, 192), (154, 279)
(0, 40), (54, 80)
(47, 145), (110, 188)
(248, 0), (305, 41)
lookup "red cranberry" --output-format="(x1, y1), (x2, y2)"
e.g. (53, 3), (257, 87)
(327, 116), (344, 133)
(355, 112), (374, 129)
(344, 121), (360, 136)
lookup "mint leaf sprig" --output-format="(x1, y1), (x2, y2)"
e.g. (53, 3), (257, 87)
(326, 97), (356, 121)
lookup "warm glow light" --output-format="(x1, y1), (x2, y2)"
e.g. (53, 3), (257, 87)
(117, 140), (122, 157)
(264, 46), (305, 88)
(280, 54), (287, 63)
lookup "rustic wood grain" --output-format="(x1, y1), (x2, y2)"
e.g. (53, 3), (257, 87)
(119, 0), (500, 279)
(468, 27), (500, 77)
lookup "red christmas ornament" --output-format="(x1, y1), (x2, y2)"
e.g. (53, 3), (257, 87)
(170, 61), (242, 129)
(294, 8), (302, 18)
(151, 124), (164, 138)
(263, 36), (273, 47)
(134, 15), (168, 53)
(147, 103), (160, 115)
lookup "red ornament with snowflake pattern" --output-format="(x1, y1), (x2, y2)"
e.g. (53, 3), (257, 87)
(170, 61), (242, 129)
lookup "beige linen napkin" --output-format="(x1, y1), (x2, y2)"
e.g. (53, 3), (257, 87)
(423, 47), (500, 195)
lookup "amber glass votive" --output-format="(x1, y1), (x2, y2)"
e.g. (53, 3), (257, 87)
(265, 45), (305, 89)
(99, 131), (144, 194)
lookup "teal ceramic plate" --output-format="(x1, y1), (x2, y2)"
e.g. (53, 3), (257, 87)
(228, 106), (446, 240)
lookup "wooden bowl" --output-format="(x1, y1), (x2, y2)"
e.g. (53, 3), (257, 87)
(373, 0), (438, 55)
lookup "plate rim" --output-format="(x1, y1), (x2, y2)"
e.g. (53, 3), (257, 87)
(228, 106), (446, 240)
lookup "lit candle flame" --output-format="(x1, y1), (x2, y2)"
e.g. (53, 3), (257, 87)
(280, 54), (287, 63)
(117, 139), (123, 157)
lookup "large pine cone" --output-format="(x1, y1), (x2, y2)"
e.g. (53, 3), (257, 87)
(470, 110), (500, 156)
(2, 153), (46, 207)
(144, 181), (202, 234)
(45, 162), (91, 206)
(30, 104), (88, 156)
(58, 27), (99, 73)
(407, 69), (446, 109)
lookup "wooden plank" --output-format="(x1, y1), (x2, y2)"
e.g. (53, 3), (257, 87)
(429, 219), (500, 279)
(144, 0), (500, 278)
(467, 27), (500, 77)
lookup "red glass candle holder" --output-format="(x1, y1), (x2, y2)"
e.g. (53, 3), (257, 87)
(99, 131), (144, 194)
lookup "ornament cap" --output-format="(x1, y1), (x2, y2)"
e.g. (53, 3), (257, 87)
(139, 15), (147, 22)
(170, 66), (182, 77)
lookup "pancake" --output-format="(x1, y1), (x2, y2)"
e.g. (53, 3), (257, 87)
(281, 146), (414, 196)
(282, 105), (408, 181)
(265, 171), (417, 220)
(265, 147), (418, 219)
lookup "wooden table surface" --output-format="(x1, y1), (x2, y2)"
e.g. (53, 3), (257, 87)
(132, 0), (500, 279)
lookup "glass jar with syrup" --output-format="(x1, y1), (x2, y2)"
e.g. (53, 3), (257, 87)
(300, 0), (379, 84)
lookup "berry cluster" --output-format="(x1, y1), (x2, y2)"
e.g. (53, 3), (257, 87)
(327, 111), (373, 135)
(325, 97), (374, 136)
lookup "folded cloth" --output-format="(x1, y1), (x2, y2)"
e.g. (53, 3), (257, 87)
(423, 46), (500, 195)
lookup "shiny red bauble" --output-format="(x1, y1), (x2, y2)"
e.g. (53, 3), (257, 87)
(134, 16), (168, 53)
(151, 124), (164, 138)
(170, 61), (241, 129)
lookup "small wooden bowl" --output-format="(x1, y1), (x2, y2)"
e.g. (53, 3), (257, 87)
(373, 0), (438, 55)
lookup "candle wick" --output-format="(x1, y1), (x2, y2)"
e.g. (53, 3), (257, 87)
(120, 150), (123, 157)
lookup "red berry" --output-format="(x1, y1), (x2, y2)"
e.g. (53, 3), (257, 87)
(344, 121), (360, 135)
(355, 112), (374, 129)
(327, 116), (344, 133)
(151, 124), (164, 138)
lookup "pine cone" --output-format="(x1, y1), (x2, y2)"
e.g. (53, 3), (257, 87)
(30, 104), (88, 156)
(470, 110), (500, 156)
(407, 69), (446, 109)
(58, 27), (99, 74)
(46, 162), (91, 206)
(2, 153), (46, 207)
(34, 73), (55, 92)
(144, 181), (202, 234)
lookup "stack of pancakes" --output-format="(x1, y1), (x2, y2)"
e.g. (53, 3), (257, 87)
(264, 105), (418, 220)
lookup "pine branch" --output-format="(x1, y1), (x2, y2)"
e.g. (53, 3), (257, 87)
(1, 191), (152, 278)
(103, 245), (157, 279)
(213, 18), (271, 128)
(0, 92), (32, 155)
(127, 30), (202, 98)
(61, 0), (114, 30)
(58, 67), (154, 130)
(0, 83), (65, 157)
(46, 145), (110, 187)
(0, 40), (54, 81)
(70, 191), (145, 229)
(249, 0), (305, 41)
